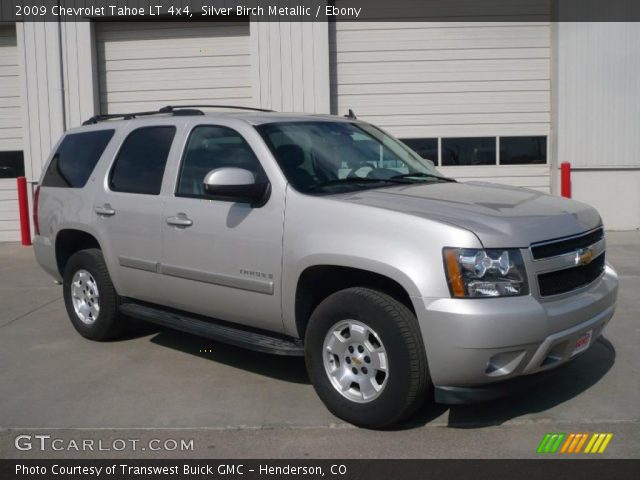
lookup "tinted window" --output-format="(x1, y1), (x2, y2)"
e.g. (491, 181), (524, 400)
(177, 126), (265, 198)
(401, 138), (438, 162)
(442, 137), (496, 166)
(0, 151), (25, 179)
(500, 136), (547, 165)
(42, 131), (114, 187)
(110, 126), (176, 195)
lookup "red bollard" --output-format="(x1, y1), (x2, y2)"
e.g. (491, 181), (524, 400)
(560, 162), (571, 198)
(17, 176), (32, 246)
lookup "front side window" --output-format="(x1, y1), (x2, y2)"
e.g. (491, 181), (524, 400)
(176, 126), (265, 198)
(109, 126), (176, 195)
(257, 121), (451, 194)
(42, 130), (114, 188)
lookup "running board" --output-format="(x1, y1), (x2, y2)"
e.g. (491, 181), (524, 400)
(119, 302), (304, 356)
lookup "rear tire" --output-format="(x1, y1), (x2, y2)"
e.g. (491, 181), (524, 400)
(305, 287), (429, 428)
(63, 248), (126, 341)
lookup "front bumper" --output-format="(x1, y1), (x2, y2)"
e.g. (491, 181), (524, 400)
(415, 264), (618, 401)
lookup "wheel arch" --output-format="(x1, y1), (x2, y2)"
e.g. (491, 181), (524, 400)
(54, 228), (103, 276)
(293, 262), (421, 339)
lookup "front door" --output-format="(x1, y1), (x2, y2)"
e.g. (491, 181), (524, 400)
(160, 124), (285, 333)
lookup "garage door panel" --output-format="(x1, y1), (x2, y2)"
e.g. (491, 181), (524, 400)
(0, 97), (20, 108)
(363, 112), (550, 127)
(337, 80), (549, 95)
(0, 64), (17, 77)
(96, 22), (248, 40)
(99, 77), (250, 94)
(101, 54), (250, 72)
(98, 39), (250, 62)
(101, 65), (251, 84)
(102, 87), (252, 104)
(101, 99), (254, 114)
(336, 47), (549, 63)
(336, 58), (549, 78)
(338, 90), (550, 107)
(331, 21), (551, 192)
(336, 21), (551, 31)
(0, 199), (19, 213)
(333, 28), (550, 52)
(337, 103), (549, 116)
(332, 37), (550, 52)
(0, 52), (17, 67)
(97, 21), (251, 115)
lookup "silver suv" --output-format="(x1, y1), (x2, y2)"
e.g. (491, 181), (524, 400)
(33, 106), (618, 428)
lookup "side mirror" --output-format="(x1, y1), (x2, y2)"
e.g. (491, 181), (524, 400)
(203, 168), (268, 206)
(424, 159), (435, 168)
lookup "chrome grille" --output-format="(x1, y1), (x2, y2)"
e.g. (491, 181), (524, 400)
(538, 253), (605, 296)
(531, 228), (604, 260)
(530, 228), (606, 297)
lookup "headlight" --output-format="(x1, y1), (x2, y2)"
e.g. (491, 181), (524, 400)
(443, 248), (528, 298)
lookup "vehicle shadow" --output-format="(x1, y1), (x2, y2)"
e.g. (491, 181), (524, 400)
(130, 322), (615, 430)
(398, 336), (616, 430)
(148, 327), (311, 385)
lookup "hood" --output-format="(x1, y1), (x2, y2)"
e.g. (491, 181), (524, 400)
(339, 181), (601, 248)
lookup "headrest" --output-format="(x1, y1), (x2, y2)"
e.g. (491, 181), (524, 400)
(276, 144), (305, 167)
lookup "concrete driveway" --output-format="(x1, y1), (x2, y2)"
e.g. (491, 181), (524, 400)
(1, 232), (638, 458)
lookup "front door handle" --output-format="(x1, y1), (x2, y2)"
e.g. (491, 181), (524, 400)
(166, 213), (193, 228)
(94, 204), (116, 217)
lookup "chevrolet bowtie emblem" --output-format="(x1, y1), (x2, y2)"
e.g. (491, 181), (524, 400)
(575, 247), (594, 266)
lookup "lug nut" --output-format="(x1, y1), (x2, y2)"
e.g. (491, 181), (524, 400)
(362, 367), (368, 374)
(346, 357), (351, 364)
(348, 346), (354, 353)
(358, 345), (364, 353)
(364, 356), (371, 363)
(352, 367), (358, 375)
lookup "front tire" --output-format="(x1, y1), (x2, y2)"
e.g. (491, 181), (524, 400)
(63, 248), (126, 341)
(305, 287), (429, 428)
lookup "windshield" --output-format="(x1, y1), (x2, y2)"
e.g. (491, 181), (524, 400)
(256, 121), (450, 194)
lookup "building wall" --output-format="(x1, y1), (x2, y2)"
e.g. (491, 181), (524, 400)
(0, 24), (22, 241)
(554, 22), (640, 230)
(5, 19), (640, 241)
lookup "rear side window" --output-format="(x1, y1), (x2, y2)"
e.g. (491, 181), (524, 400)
(109, 126), (176, 195)
(42, 130), (114, 188)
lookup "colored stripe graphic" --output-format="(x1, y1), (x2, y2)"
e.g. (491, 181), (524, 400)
(585, 433), (614, 454)
(537, 433), (566, 453)
(540, 433), (613, 454)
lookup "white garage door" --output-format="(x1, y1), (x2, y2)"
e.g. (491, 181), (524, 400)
(331, 22), (552, 192)
(96, 21), (252, 114)
(0, 24), (22, 242)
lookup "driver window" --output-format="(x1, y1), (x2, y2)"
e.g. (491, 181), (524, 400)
(177, 126), (264, 198)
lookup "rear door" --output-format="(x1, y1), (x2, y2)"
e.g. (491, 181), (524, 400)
(93, 124), (178, 304)
(159, 122), (285, 333)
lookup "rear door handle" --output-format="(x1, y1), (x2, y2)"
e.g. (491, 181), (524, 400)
(94, 204), (116, 217)
(166, 213), (193, 228)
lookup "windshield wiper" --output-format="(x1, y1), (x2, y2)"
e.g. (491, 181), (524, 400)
(308, 177), (411, 191)
(390, 172), (456, 182)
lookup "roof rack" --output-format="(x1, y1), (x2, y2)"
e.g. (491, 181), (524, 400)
(82, 104), (274, 125)
(161, 104), (275, 113)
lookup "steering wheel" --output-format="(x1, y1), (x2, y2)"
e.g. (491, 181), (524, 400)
(346, 161), (376, 178)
